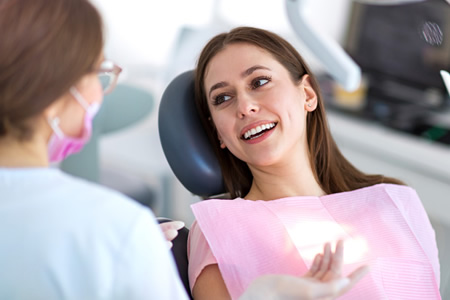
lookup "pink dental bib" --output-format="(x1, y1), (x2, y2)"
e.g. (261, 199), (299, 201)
(189, 184), (440, 299)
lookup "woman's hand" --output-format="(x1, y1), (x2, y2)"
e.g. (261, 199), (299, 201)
(302, 240), (370, 299)
(240, 240), (369, 300)
(158, 220), (185, 249)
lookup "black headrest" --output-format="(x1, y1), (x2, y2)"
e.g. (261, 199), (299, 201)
(158, 70), (225, 197)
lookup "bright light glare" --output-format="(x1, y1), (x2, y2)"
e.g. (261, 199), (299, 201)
(285, 220), (369, 267)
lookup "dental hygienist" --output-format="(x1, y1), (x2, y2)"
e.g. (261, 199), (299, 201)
(0, 0), (187, 298)
(0, 0), (366, 299)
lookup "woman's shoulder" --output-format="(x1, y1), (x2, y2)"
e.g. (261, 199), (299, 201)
(364, 183), (417, 198)
(337, 183), (416, 198)
(318, 184), (421, 210)
(333, 183), (422, 209)
(360, 183), (414, 194)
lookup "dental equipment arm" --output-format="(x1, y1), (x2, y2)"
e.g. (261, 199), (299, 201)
(285, 0), (430, 92)
(441, 70), (450, 96)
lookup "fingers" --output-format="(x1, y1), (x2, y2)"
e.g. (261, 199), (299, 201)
(339, 265), (370, 296)
(313, 242), (332, 279)
(348, 265), (370, 283)
(159, 220), (185, 231)
(159, 220), (185, 243)
(329, 240), (344, 275)
(321, 240), (344, 281)
(304, 253), (322, 277)
(304, 240), (370, 298)
(309, 264), (370, 299)
(163, 228), (179, 241)
(307, 240), (344, 281)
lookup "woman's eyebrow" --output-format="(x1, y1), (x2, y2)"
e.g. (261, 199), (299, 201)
(208, 65), (271, 97)
(241, 65), (271, 78)
(209, 81), (228, 97)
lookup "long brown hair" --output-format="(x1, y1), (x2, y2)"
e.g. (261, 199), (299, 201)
(194, 27), (403, 198)
(0, 0), (104, 140)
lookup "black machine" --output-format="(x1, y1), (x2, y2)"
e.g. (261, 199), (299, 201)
(342, 0), (450, 143)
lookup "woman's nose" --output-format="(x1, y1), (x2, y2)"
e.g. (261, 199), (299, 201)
(236, 93), (259, 119)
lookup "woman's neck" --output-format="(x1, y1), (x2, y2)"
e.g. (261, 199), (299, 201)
(0, 135), (48, 168)
(245, 152), (325, 201)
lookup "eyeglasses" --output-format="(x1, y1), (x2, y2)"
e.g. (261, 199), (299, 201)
(97, 60), (122, 94)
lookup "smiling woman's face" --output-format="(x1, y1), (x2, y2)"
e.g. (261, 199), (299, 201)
(204, 42), (317, 168)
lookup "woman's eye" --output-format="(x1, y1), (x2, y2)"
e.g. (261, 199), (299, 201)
(251, 77), (271, 89)
(214, 94), (232, 105)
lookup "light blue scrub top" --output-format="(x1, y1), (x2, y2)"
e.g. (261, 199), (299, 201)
(0, 167), (188, 300)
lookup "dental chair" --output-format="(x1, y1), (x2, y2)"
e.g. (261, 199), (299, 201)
(158, 70), (224, 197)
(158, 70), (225, 299)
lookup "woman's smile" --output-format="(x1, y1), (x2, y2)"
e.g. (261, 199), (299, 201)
(241, 121), (278, 144)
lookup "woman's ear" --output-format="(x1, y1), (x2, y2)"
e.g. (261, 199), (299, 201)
(217, 132), (226, 149)
(209, 115), (226, 149)
(300, 74), (318, 111)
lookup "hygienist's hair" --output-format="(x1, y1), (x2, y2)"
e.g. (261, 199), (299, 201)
(194, 26), (403, 198)
(0, 0), (103, 140)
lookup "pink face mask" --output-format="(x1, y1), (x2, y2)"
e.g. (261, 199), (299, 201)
(47, 87), (101, 163)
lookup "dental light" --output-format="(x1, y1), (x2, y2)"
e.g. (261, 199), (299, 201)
(285, 0), (431, 91)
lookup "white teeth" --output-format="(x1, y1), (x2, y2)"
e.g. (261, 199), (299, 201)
(243, 122), (276, 140)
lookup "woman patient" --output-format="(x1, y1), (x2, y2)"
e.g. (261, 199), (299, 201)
(187, 27), (440, 299)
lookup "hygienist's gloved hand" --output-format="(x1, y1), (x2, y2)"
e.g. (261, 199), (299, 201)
(239, 241), (369, 300)
(159, 220), (185, 249)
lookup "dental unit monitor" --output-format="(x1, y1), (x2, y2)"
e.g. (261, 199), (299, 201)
(344, 0), (450, 105)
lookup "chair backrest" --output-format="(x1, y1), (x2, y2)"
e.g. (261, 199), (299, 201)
(158, 72), (227, 299)
(158, 70), (225, 198)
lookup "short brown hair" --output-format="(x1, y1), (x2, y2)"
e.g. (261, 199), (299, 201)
(194, 27), (403, 198)
(0, 0), (104, 139)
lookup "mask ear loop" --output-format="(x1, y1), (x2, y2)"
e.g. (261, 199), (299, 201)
(70, 87), (90, 111)
(47, 117), (64, 139)
(47, 87), (91, 139)
(70, 87), (101, 116)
